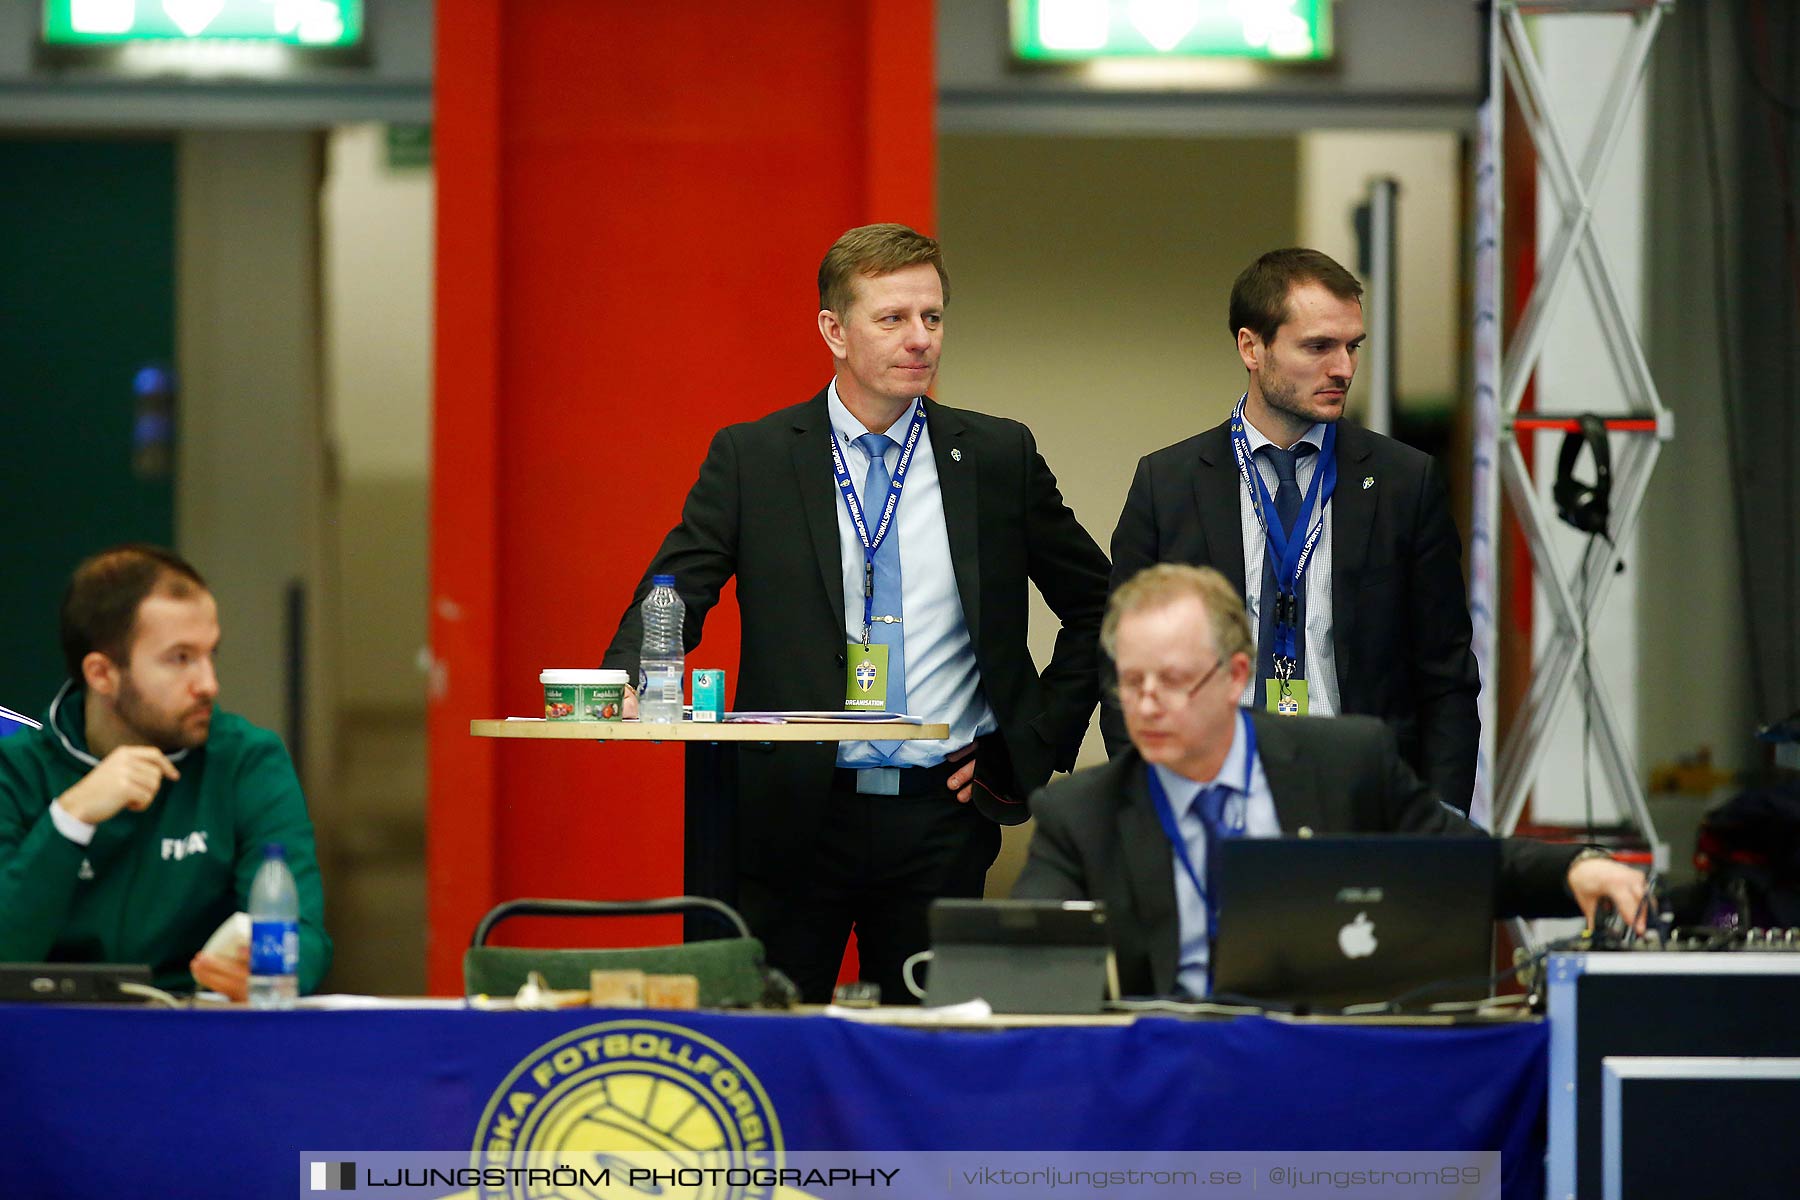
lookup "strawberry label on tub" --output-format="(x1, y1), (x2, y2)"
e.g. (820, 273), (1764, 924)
(539, 669), (629, 720)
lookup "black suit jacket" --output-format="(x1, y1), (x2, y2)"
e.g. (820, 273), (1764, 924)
(1104, 416), (1481, 812)
(1014, 712), (1579, 998)
(604, 388), (1111, 881)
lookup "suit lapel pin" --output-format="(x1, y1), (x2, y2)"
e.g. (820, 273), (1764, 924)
(1362, 475), (1374, 490)
(950, 448), (962, 462)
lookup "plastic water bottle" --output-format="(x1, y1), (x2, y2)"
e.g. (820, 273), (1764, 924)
(248, 843), (300, 1009)
(639, 574), (686, 723)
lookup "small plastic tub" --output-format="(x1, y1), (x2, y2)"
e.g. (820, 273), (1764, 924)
(540, 669), (628, 721)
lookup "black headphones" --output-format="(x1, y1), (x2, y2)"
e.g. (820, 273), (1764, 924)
(1553, 413), (1612, 537)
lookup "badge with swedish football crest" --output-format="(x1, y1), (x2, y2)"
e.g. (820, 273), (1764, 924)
(472, 1019), (785, 1200)
(1265, 678), (1307, 716)
(843, 643), (888, 709)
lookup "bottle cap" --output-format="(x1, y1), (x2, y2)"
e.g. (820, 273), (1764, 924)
(652, 574), (676, 587)
(263, 843), (286, 860)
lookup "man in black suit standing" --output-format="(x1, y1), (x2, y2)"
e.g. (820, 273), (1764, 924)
(605, 224), (1111, 1003)
(1105, 248), (1481, 813)
(1017, 564), (1645, 998)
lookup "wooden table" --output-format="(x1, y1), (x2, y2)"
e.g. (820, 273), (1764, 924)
(470, 717), (950, 936)
(469, 718), (948, 742)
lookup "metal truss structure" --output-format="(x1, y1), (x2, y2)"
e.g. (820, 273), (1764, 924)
(1489, 0), (1676, 871)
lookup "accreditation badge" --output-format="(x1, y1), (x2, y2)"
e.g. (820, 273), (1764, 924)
(1264, 677), (1308, 716)
(844, 642), (889, 710)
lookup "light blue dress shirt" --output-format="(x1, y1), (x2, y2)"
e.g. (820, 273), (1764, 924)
(1152, 709), (1282, 997)
(827, 382), (997, 783)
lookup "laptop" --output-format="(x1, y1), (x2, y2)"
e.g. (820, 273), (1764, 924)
(925, 899), (1118, 1014)
(0, 962), (152, 1003)
(1209, 836), (1500, 1010)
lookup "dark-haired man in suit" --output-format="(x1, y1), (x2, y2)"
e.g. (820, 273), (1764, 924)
(1017, 563), (1644, 998)
(1105, 248), (1481, 813)
(605, 223), (1111, 1003)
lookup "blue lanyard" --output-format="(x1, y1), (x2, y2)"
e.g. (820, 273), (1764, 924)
(830, 402), (928, 644)
(1145, 709), (1258, 918)
(1228, 397), (1337, 663)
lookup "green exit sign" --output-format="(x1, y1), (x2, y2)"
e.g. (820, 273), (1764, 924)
(43, 0), (363, 47)
(1012, 0), (1331, 62)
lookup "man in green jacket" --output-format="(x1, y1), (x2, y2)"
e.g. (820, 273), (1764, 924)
(0, 545), (331, 998)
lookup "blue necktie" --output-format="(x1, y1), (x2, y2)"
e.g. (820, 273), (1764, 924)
(1255, 443), (1316, 698)
(854, 433), (907, 740)
(1192, 784), (1237, 980)
(1194, 784), (1235, 883)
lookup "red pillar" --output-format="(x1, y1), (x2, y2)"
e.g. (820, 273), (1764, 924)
(427, 1), (936, 993)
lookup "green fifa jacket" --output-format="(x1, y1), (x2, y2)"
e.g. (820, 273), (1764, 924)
(0, 687), (332, 994)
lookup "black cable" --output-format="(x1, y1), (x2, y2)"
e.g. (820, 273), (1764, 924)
(1634, 868), (1661, 939)
(1346, 930), (1594, 1016)
(1697, 5), (1773, 718)
(1110, 922), (1756, 1021)
(1578, 533), (1599, 846)
(1353, 911), (1753, 1018)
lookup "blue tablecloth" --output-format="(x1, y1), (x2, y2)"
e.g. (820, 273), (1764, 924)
(0, 1005), (1546, 1198)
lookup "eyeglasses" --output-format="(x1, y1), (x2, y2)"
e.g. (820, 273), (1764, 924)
(1111, 659), (1224, 708)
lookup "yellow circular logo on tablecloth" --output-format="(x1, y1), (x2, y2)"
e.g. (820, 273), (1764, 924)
(472, 1019), (784, 1200)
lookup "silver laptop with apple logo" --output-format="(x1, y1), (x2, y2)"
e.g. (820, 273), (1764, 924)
(1209, 836), (1500, 1011)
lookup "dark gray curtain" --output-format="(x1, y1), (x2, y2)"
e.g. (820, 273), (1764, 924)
(1665, 0), (1800, 731)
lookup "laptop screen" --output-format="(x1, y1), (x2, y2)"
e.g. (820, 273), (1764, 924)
(1210, 835), (1500, 1010)
(925, 899), (1117, 1013)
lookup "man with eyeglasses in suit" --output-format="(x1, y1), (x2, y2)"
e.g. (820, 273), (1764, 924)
(1015, 563), (1645, 998)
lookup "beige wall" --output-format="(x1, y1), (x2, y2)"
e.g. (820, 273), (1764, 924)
(176, 130), (334, 803)
(1298, 130), (1462, 410)
(324, 125), (434, 479)
(315, 124), (434, 993)
(321, 124), (434, 712)
(938, 133), (1298, 891)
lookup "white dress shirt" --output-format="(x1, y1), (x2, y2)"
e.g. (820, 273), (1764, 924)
(1236, 402), (1341, 717)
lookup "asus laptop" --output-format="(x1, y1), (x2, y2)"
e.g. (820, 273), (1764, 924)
(1210, 836), (1500, 1010)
